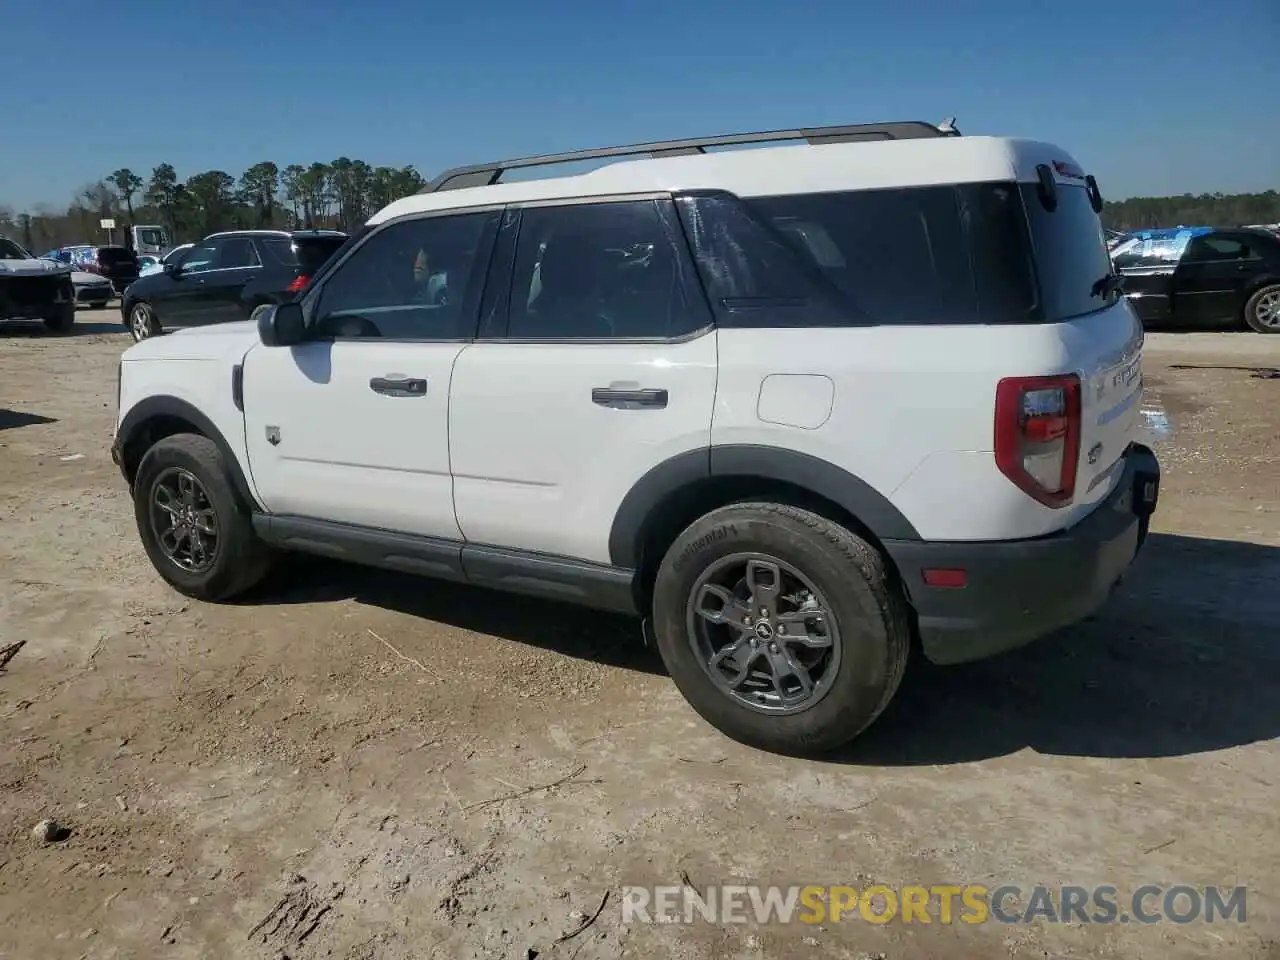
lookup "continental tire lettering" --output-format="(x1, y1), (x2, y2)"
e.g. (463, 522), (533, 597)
(673, 525), (735, 571)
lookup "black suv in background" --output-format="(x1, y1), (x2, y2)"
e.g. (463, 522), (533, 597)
(1113, 226), (1280, 333)
(120, 229), (348, 341)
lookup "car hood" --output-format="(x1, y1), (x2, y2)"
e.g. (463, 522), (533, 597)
(123, 320), (261, 362)
(0, 258), (71, 277)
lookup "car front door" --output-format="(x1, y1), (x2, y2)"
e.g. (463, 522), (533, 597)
(1114, 233), (1186, 325)
(241, 209), (500, 539)
(1173, 232), (1266, 327)
(448, 198), (718, 565)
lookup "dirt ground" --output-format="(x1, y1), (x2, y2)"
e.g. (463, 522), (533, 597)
(1, 309), (1277, 960)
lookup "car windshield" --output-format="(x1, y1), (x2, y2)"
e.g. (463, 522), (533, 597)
(0, 237), (31, 259)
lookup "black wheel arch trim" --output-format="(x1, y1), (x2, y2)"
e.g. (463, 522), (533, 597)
(607, 444), (921, 569)
(115, 395), (259, 508)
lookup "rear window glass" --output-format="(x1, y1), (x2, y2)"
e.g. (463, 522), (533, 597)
(1018, 183), (1117, 320)
(97, 246), (136, 264)
(742, 183), (1039, 324)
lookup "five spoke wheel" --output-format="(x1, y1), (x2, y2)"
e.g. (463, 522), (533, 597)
(686, 554), (840, 715)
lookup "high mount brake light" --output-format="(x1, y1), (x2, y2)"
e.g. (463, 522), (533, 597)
(994, 374), (1082, 508)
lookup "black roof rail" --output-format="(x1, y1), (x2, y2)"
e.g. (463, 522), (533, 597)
(420, 119), (960, 194)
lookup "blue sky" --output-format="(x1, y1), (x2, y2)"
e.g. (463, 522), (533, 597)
(1, 0), (1276, 210)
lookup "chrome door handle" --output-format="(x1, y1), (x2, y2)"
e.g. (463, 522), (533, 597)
(370, 376), (427, 397)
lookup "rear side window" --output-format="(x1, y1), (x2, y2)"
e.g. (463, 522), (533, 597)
(218, 238), (261, 269)
(294, 236), (347, 274)
(679, 183), (1041, 325)
(1018, 183), (1117, 320)
(1183, 234), (1259, 262)
(750, 186), (979, 325)
(262, 238), (298, 266)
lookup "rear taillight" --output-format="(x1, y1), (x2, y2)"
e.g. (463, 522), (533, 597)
(286, 275), (308, 294)
(994, 374), (1081, 508)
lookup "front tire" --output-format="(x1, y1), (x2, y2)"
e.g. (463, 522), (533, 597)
(1244, 284), (1280, 333)
(651, 503), (910, 755)
(133, 433), (271, 601)
(127, 301), (161, 341)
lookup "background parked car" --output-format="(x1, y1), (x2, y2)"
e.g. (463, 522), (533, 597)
(139, 243), (194, 278)
(1112, 226), (1280, 333)
(38, 249), (115, 307)
(48, 245), (140, 296)
(121, 229), (347, 341)
(1, 236), (76, 332)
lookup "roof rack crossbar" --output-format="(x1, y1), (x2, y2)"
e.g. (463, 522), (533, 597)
(420, 119), (958, 194)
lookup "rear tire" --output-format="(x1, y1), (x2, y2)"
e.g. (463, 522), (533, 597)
(133, 433), (271, 601)
(127, 301), (161, 341)
(651, 502), (910, 755)
(1243, 284), (1280, 333)
(43, 304), (75, 334)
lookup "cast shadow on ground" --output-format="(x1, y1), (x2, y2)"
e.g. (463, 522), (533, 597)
(250, 555), (663, 677)
(0, 320), (123, 337)
(840, 532), (1280, 765)
(242, 532), (1279, 761)
(0, 408), (58, 431)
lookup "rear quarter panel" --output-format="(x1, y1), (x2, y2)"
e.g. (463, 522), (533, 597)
(713, 305), (1142, 542)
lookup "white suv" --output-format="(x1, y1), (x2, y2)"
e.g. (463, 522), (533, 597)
(111, 120), (1160, 754)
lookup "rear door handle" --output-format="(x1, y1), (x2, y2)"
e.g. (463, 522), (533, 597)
(592, 387), (668, 409)
(370, 376), (428, 397)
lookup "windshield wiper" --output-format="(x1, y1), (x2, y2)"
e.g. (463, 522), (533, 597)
(1091, 272), (1125, 300)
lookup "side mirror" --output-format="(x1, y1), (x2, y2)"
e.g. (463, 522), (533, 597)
(257, 302), (307, 347)
(163, 261), (181, 277)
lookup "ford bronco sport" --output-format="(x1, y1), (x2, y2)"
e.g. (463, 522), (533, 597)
(111, 120), (1160, 754)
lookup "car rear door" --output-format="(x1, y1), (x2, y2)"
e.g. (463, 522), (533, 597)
(190, 237), (262, 324)
(448, 198), (718, 566)
(1173, 232), (1265, 327)
(1113, 234), (1185, 325)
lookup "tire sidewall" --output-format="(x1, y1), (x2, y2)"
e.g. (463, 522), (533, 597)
(652, 506), (897, 754)
(133, 435), (254, 599)
(1245, 284), (1280, 334)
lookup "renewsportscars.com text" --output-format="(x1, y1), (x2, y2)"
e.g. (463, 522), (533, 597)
(620, 884), (1247, 926)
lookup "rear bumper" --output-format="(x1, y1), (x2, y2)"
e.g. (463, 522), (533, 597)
(885, 443), (1161, 665)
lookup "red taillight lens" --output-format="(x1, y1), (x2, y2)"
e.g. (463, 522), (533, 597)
(994, 374), (1081, 508)
(286, 275), (308, 294)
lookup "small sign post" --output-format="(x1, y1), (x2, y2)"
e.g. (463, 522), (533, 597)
(100, 218), (116, 246)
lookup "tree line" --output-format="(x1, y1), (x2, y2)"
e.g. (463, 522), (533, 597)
(2, 162), (1277, 253)
(0, 160), (426, 253)
(1102, 190), (1280, 231)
